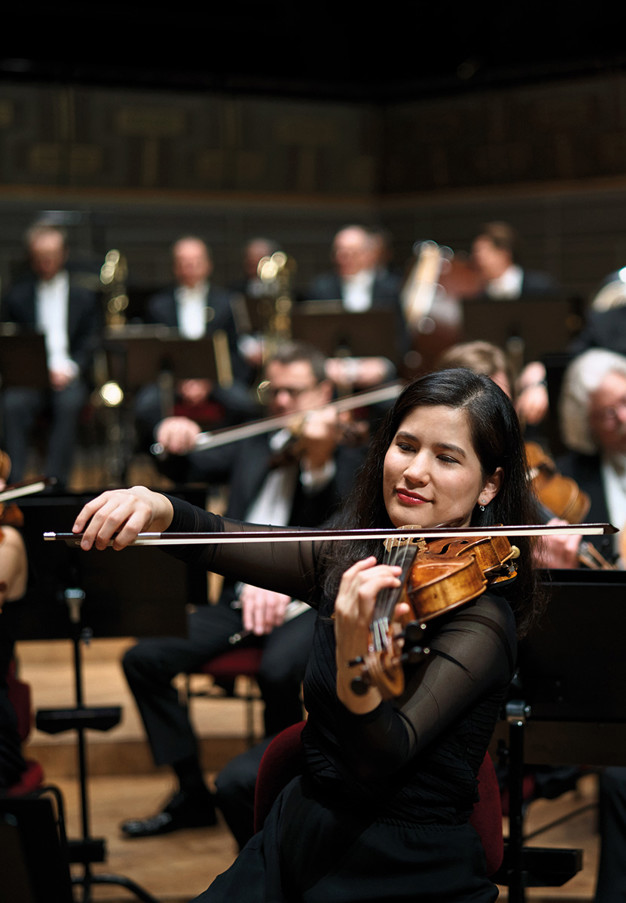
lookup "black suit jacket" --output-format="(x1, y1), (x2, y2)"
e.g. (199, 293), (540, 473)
(568, 306), (626, 357)
(144, 283), (249, 383)
(1, 277), (101, 379)
(168, 431), (365, 526)
(556, 451), (616, 560)
(304, 269), (408, 361)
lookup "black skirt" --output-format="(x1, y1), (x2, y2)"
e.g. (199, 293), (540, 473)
(192, 776), (499, 903)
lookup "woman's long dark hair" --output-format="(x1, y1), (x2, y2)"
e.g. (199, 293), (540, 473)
(322, 368), (544, 636)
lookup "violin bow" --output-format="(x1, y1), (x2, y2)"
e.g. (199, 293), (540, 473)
(150, 380), (404, 457)
(45, 522), (617, 548)
(0, 477), (53, 504)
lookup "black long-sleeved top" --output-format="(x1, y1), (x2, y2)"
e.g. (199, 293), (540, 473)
(167, 496), (517, 825)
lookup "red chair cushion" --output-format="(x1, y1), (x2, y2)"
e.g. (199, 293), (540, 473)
(254, 724), (503, 877)
(470, 752), (504, 876)
(254, 721), (306, 833)
(6, 760), (45, 797)
(6, 670), (32, 743)
(198, 648), (264, 680)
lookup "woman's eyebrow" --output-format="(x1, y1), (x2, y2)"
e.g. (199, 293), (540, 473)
(394, 431), (467, 458)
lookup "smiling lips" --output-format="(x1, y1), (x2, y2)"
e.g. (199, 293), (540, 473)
(395, 488), (431, 506)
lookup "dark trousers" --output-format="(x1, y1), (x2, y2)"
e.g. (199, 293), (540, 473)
(122, 603), (316, 769)
(1, 381), (88, 485)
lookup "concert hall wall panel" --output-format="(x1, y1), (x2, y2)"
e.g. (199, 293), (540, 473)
(0, 72), (626, 304)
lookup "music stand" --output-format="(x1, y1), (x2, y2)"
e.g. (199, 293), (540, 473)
(9, 491), (207, 903)
(461, 297), (579, 369)
(291, 304), (400, 365)
(0, 329), (49, 388)
(495, 568), (626, 900)
(104, 326), (219, 389)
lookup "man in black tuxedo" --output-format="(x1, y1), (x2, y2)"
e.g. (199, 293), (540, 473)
(133, 235), (258, 450)
(120, 341), (366, 839)
(0, 222), (101, 486)
(304, 224), (407, 383)
(468, 220), (560, 300)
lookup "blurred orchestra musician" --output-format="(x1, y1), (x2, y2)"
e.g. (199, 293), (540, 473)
(133, 235), (258, 451)
(567, 267), (626, 357)
(227, 236), (287, 379)
(120, 341), (367, 843)
(304, 224), (407, 389)
(0, 221), (101, 488)
(556, 348), (626, 567)
(466, 221), (561, 301)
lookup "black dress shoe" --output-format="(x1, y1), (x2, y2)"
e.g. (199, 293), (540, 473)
(121, 791), (217, 838)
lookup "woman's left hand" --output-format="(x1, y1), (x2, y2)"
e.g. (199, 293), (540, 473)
(334, 557), (402, 712)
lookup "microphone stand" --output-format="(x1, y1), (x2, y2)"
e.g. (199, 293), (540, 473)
(36, 587), (159, 903)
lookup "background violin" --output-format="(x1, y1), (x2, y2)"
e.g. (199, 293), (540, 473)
(525, 441), (616, 570)
(0, 450), (24, 529)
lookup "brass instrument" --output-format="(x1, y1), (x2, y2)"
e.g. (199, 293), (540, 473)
(100, 249), (129, 327)
(256, 251), (296, 358)
(401, 241), (464, 375)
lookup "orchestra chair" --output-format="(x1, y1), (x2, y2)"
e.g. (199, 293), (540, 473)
(0, 790), (74, 903)
(5, 659), (45, 797)
(253, 720), (505, 878)
(186, 647), (264, 749)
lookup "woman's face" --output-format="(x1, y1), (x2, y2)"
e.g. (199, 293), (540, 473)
(383, 405), (502, 530)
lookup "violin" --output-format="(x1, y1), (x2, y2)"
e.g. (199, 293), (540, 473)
(0, 451), (24, 530)
(0, 451), (54, 535)
(348, 528), (520, 700)
(525, 441), (616, 570)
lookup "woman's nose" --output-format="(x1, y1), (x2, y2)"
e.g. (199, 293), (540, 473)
(403, 452), (429, 484)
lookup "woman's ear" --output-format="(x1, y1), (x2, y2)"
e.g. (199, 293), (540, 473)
(479, 466), (503, 507)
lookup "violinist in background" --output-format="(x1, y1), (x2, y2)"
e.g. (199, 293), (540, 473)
(116, 342), (367, 845)
(73, 368), (543, 902)
(0, 453), (29, 792)
(557, 348), (626, 567)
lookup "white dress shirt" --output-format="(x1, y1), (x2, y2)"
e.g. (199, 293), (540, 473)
(35, 270), (77, 377)
(175, 282), (209, 339)
(485, 264), (524, 300)
(341, 270), (376, 311)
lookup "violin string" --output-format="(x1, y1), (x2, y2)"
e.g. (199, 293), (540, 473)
(371, 536), (416, 652)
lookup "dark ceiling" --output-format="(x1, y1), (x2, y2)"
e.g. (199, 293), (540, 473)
(2, 4), (626, 102)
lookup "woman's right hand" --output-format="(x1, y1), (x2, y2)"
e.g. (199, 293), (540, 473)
(72, 486), (174, 551)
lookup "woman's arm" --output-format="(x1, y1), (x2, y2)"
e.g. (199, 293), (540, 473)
(335, 592), (516, 777)
(73, 487), (321, 605)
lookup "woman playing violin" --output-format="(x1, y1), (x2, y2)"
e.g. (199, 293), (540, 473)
(74, 368), (544, 903)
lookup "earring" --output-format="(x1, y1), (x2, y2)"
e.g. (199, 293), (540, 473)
(478, 499), (486, 511)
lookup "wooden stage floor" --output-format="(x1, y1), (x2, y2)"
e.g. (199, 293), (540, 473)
(14, 637), (601, 903)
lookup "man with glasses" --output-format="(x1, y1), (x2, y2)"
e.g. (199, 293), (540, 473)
(557, 347), (626, 567)
(120, 342), (366, 841)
